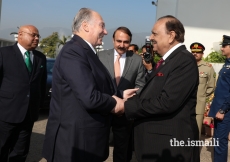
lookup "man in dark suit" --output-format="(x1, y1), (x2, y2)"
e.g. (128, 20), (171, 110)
(0, 25), (47, 162)
(124, 15), (200, 162)
(42, 8), (137, 162)
(98, 26), (145, 162)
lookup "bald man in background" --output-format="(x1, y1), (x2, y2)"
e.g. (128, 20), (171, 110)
(0, 25), (47, 162)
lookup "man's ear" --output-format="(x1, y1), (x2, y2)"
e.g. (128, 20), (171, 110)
(82, 21), (89, 32)
(168, 31), (176, 44)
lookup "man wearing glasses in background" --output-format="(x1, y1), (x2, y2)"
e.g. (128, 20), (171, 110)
(0, 25), (47, 162)
(190, 42), (216, 139)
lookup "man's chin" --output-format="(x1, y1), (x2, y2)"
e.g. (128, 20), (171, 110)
(97, 41), (103, 46)
(31, 44), (38, 49)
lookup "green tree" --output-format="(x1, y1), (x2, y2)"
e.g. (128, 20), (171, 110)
(58, 35), (71, 48)
(39, 32), (59, 58)
(204, 50), (225, 63)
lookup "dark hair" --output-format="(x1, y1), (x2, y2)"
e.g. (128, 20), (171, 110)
(113, 26), (132, 42)
(141, 44), (153, 50)
(158, 15), (185, 42)
(129, 44), (139, 51)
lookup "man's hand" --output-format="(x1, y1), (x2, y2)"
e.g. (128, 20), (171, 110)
(140, 53), (152, 70)
(215, 112), (224, 120)
(123, 88), (139, 100)
(111, 95), (124, 116)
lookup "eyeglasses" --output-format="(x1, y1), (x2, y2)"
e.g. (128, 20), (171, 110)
(21, 31), (41, 39)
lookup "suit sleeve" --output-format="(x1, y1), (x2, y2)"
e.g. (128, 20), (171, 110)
(40, 55), (47, 107)
(134, 58), (146, 94)
(206, 66), (216, 97)
(0, 50), (2, 85)
(59, 46), (116, 113)
(220, 78), (230, 112)
(124, 55), (198, 119)
(119, 56), (146, 97)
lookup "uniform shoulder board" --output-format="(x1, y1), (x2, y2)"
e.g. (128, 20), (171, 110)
(206, 62), (212, 67)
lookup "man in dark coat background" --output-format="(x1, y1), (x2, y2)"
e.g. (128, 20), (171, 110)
(124, 15), (200, 162)
(0, 25), (47, 162)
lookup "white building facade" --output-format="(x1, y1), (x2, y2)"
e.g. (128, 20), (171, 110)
(0, 38), (14, 47)
(155, 0), (230, 57)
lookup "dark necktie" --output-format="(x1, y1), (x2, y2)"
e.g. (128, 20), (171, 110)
(155, 58), (164, 70)
(25, 51), (32, 73)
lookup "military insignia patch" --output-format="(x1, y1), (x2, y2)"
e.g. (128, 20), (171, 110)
(213, 73), (216, 78)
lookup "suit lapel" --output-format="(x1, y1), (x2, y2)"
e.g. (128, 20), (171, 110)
(13, 44), (30, 80)
(141, 45), (187, 94)
(30, 52), (40, 82)
(107, 49), (115, 78)
(147, 45), (187, 82)
(120, 51), (133, 84)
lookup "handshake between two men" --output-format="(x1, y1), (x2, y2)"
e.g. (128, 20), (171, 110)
(111, 88), (139, 116)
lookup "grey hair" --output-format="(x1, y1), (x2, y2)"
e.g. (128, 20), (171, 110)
(72, 8), (93, 33)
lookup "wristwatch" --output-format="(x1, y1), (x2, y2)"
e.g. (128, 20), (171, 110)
(218, 109), (225, 114)
(147, 69), (152, 74)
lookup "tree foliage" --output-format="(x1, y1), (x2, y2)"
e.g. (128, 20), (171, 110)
(204, 50), (225, 63)
(58, 35), (71, 48)
(39, 32), (59, 58)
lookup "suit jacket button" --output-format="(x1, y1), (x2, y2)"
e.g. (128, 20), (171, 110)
(27, 95), (30, 97)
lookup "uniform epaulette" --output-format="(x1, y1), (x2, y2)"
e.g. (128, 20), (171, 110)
(206, 62), (212, 67)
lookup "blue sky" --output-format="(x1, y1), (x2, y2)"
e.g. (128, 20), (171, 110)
(0, 0), (157, 33)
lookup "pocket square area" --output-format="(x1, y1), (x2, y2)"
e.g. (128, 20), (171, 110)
(156, 72), (164, 76)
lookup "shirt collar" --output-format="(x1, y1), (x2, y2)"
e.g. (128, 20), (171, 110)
(84, 39), (97, 54)
(17, 43), (28, 54)
(162, 43), (183, 60)
(114, 49), (126, 58)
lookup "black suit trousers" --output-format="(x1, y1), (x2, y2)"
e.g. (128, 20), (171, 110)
(0, 113), (34, 162)
(112, 115), (133, 162)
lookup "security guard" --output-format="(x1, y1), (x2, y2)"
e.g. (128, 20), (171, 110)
(190, 42), (216, 139)
(209, 35), (230, 162)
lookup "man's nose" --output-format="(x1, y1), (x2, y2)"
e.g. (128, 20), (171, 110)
(104, 29), (108, 35)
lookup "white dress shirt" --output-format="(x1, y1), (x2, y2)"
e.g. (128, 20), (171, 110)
(17, 43), (34, 63)
(114, 49), (126, 76)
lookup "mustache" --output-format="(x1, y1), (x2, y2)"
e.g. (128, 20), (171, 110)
(152, 40), (157, 44)
(118, 47), (126, 50)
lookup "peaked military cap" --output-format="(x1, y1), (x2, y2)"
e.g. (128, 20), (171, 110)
(190, 42), (205, 52)
(220, 35), (230, 45)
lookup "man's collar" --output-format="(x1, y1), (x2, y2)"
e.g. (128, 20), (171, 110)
(162, 43), (183, 60)
(114, 49), (126, 58)
(84, 39), (97, 54)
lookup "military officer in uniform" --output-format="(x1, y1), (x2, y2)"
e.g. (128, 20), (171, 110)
(190, 42), (216, 139)
(208, 35), (230, 162)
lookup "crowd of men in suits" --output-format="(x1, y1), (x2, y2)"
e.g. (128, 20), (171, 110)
(1, 7), (230, 162)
